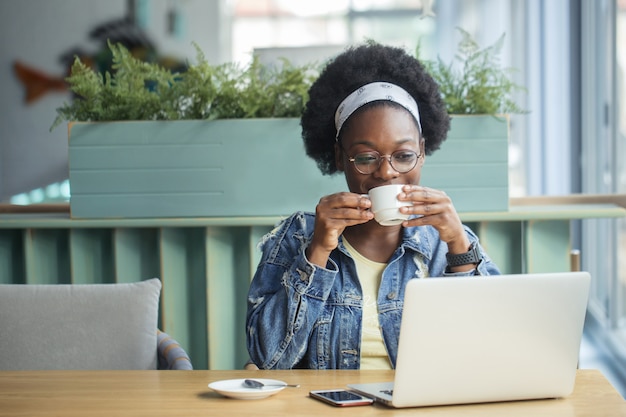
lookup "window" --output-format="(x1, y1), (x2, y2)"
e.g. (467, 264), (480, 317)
(616, 0), (626, 328)
(229, 0), (626, 393)
(231, 0), (521, 192)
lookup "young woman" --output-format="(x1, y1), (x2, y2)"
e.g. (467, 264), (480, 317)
(246, 43), (500, 370)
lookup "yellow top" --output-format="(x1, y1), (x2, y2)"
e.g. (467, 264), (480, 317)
(343, 237), (392, 370)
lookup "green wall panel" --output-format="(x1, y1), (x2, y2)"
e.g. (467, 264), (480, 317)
(24, 229), (70, 284)
(113, 228), (160, 283)
(0, 229), (25, 284)
(525, 220), (572, 273)
(69, 229), (114, 284)
(0, 202), (623, 369)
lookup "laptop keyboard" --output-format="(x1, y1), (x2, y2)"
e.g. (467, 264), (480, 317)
(381, 389), (393, 396)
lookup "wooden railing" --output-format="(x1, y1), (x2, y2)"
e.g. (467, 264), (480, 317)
(1, 197), (624, 370)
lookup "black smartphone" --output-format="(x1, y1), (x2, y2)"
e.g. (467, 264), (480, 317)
(309, 389), (374, 407)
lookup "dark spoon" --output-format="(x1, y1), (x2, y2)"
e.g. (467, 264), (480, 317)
(242, 379), (300, 389)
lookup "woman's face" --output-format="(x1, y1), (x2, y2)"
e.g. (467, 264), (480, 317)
(335, 104), (425, 194)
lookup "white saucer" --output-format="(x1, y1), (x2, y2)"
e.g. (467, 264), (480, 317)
(208, 378), (287, 400)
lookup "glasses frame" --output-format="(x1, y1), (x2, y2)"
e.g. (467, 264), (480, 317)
(347, 149), (421, 175)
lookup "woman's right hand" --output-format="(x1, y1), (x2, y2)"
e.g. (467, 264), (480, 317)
(306, 192), (373, 267)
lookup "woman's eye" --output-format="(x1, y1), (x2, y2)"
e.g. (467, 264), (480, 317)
(394, 151), (417, 162)
(354, 153), (378, 164)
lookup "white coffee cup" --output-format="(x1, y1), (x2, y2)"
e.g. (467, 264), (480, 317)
(368, 184), (411, 226)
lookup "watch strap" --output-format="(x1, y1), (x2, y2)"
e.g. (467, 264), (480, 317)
(446, 241), (481, 267)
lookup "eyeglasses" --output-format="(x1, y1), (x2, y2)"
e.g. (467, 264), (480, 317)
(347, 150), (421, 174)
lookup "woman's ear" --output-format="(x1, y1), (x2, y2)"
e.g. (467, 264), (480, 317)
(418, 138), (426, 167)
(335, 142), (345, 172)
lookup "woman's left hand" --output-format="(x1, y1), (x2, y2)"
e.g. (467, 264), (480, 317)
(398, 184), (470, 254)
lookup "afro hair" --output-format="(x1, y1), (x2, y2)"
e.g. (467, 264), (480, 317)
(301, 42), (450, 175)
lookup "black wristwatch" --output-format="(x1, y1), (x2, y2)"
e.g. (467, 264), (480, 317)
(446, 241), (481, 267)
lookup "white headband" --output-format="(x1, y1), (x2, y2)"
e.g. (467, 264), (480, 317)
(334, 82), (422, 139)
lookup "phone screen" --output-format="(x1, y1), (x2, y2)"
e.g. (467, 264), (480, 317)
(310, 390), (374, 407)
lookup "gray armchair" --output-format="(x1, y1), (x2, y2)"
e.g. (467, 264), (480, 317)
(157, 329), (193, 370)
(0, 278), (192, 370)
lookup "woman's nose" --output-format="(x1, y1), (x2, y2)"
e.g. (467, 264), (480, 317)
(374, 156), (400, 180)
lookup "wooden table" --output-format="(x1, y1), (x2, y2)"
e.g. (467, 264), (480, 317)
(0, 369), (624, 416)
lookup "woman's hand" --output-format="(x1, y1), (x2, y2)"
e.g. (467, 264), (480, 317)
(306, 192), (373, 267)
(398, 185), (471, 255)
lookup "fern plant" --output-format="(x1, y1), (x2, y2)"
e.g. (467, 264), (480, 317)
(51, 41), (319, 130)
(52, 29), (525, 132)
(418, 28), (526, 115)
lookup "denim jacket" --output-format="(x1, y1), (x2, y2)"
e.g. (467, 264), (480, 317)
(246, 211), (500, 370)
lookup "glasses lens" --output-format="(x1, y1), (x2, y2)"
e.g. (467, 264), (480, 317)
(353, 152), (380, 174)
(350, 150), (419, 174)
(391, 150), (418, 173)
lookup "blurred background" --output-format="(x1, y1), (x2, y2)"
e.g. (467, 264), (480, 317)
(1, 0), (625, 395)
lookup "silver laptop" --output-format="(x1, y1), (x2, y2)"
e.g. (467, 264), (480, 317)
(348, 272), (591, 408)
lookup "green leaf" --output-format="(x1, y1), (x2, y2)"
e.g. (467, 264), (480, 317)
(51, 40), (319, 131)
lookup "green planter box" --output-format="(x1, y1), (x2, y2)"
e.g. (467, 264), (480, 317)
(424, 115), (510, 213)
(67, 116), (509, 219)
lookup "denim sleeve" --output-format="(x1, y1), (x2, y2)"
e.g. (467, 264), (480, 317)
(246, 213), (337, 369)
